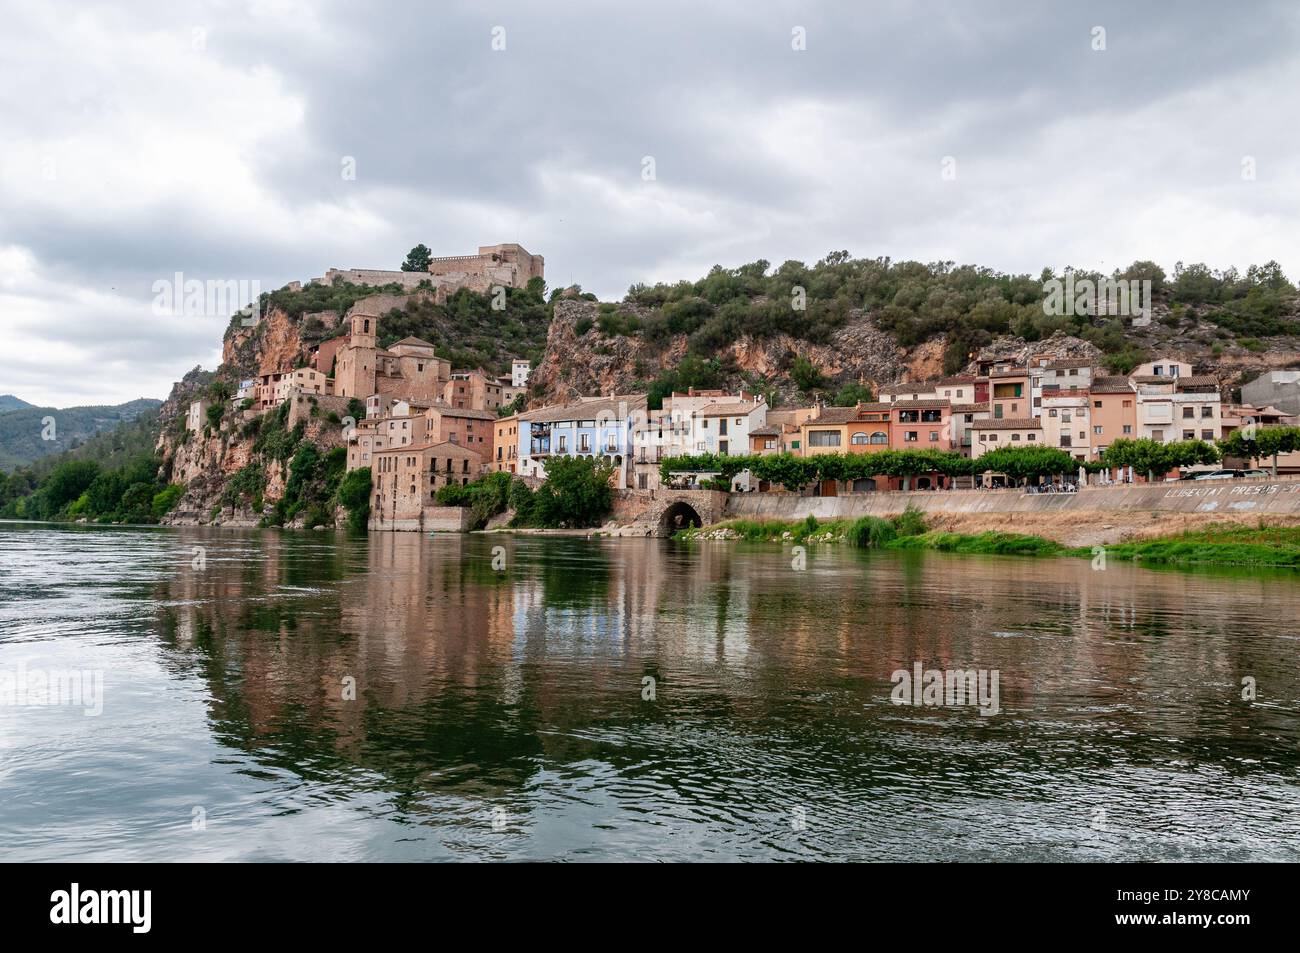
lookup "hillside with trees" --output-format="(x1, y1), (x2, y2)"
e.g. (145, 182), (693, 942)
(0, 398), (162, 472)
(526, 254), (1300, 409)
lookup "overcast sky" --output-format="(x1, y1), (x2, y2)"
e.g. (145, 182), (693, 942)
(3, 0), (1299, 407)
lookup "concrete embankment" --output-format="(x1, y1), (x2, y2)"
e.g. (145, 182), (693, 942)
(724, 477), (1300, 547)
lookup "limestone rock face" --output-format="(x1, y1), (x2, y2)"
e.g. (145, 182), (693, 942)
(529, 300), (911, 406)
(975, 330), (1103, 369)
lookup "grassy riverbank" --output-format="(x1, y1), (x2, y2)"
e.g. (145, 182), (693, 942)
(678, 513), (1300, 569)
(1077, 524), (1300, 568)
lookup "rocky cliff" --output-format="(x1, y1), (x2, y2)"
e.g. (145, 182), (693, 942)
(530, 299), (917, 405)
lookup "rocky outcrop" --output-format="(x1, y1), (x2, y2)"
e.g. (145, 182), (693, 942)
(156, 366), (214, 423)
(530, 300), (912, 405)
(975, 331), (1104, 368)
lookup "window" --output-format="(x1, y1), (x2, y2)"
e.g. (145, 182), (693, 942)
(719, 419), (728, 435)
(1027, 433), (1036, 441)
(988, 433), (998, 441)
(1202, 429), (1213, 440)
(808, 430), (841, 447)
(930, 431), (939, 441)
(1183, 407), (1194, 419)
(905, 431), (918, 442)
(579, 434), (590, 452)
(1094, 400), (1102, 409)
(1049, 409), (1058, 418)
(870, 431), (888, 444)
(1183, 430), (1195, 440)
(851, 432), (869, 445)
(1094, 426), (1103, 435)
(558, 435), (567, 452)
(1122, 400), (1132, 408)
(1123, 425), (1132, 434)
(1011, 433), (1021, 441)
(1201, 407), (1213, 418)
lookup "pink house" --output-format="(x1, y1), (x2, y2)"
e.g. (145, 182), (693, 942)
(889, 400), (954, 450)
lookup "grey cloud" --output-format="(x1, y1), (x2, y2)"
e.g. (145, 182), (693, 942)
(2, 0), (1298, 405)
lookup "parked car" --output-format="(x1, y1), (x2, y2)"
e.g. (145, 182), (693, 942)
(1240, 469), (1271, 478)
(1191, 469), (1239, 480)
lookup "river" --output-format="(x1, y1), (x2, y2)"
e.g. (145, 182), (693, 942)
(1, 521), (1298, 861)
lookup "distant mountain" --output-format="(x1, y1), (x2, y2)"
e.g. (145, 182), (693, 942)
(0, 398), (163, 472)
(0, 395), (34, 413)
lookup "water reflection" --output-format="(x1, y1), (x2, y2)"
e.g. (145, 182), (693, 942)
(2, 521), (1299, 860)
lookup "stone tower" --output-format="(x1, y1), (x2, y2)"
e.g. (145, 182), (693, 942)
(336, 312), (378, 399)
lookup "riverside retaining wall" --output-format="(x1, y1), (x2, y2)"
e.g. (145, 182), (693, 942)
(725, 476), (1300, 521)
(370, 506), (474, 532)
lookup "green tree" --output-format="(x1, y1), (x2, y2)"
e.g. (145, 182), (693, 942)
(976, 446), (1080, 485)
(151, 484), (184, 520)
(119, 482), (155, 523)
(1219, 425), (1300, 477)
(401, 244), (432, 272)
(43, 460), (101, 514)
(527, 457), (615, 528)
(830, 381), (875, 406)
(336, 467), (372, 530)
(85, 470), (128, 517)
(1101, 438), (1201, 482)
(791, 355), (830, 394)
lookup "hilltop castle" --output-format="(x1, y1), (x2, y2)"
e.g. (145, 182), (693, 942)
(313, 243), (543, 296)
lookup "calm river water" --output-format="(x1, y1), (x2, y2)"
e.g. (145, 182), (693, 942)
(1, 521), (1299, 861)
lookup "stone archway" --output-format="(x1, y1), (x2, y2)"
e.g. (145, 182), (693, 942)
(660, 500), (703, 534)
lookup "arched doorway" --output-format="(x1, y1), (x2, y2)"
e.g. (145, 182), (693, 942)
(660, 500), (703, 534)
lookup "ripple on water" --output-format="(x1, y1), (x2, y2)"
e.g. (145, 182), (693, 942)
(1, 523), (1299, 860)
